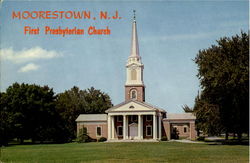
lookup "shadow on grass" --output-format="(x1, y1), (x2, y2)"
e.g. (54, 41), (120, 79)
(205, 139), (249, 146)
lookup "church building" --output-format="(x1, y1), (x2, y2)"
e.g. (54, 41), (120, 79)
(76, 12), (197, 141)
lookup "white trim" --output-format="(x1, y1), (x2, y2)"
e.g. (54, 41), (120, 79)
(117, 126), (123, 136)
(108, 112), (156, 116)
(96, 126), (102, 137)
(130, 89), (137, 100)
(146, 125), (152, 136)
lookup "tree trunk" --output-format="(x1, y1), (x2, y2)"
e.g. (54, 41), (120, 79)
(20, 138), (24, 144)
(225, 132), (229, 140)
(237, 132), (242, 142)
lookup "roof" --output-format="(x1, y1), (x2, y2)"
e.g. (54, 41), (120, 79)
(166, 113), (196, 120)
(105, 99), (166, 113)
(75, 114), (107, 122)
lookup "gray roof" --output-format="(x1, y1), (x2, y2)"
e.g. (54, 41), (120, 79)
(76, 114), (107, 122)
(166, 113), (196, 120)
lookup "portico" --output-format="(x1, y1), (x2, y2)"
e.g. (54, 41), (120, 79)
(106, 100), (165, 141)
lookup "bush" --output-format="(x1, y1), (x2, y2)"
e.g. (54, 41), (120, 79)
(197, 136), (205, 141)
(161, 136), (168, 141)
(98, 137), (107, 142)
(77, 127), (90, 143)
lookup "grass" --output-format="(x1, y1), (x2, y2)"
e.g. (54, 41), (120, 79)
(0, 142), (249, 163)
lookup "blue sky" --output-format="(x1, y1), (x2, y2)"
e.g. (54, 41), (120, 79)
(0, 0), (248, 113)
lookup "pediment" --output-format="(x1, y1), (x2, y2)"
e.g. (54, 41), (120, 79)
(106, 100), (159, 113)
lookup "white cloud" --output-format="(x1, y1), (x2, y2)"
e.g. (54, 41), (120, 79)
(18, 63), (40, 73)
(0, 46), (61, 63)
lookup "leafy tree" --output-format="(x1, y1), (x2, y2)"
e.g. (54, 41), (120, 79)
(56, 86), (112, 140)
(194, 31), (249, 140)
(0, 92), (15, 145)
(182, 104), (193, 113)
(193, 94), (223, 136)
(2, 83), (60, 144)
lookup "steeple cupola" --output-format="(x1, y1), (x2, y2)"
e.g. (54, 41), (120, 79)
(125, 10), (145, 102)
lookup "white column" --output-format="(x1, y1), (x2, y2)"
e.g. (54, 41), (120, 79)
(126, 115), (129, 139)
(141, 115), (143, 139)
(108, 115), (111, 140)
(111, 116), (115, 139)
(138, 115), (142, 139)
(153, 114), (157, 140)
(123, 115), (126, 140)
(158, 114), (162, 140)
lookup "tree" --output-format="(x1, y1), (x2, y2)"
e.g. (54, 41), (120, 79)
(55, 86), (112, 140)
(193, 94), (223, 136)
(182, 104), (193, 113)
(194, 31), (249, 140)
(1, 83), (61, 144)
(0, 92), (15, 145)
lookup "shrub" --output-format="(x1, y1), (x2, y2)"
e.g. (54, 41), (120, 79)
(197, 136), (205, 141)
(98, 137), (107, 142)
(161, 136), (168, 141)
(77, 127), (90, 143)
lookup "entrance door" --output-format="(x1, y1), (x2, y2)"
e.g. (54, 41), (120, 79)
(129, 123), (138, 139)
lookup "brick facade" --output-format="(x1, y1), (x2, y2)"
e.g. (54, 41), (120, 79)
(125, 85), (145, 102)
(77, 122), (107, 140)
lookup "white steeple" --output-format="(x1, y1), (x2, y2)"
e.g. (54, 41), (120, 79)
(125, 10), (145, 102)
(130, 10), (140, 58)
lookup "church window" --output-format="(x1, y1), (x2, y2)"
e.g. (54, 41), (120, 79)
(117, 126), (123, 136)
(184, 127), (187, 133)
(129, 105), (135, 109)
(130, 115), (138, 122)
(131, 69), (137, 80)
(96, 126), (102, 136)
(146, 126), (152, 136)
(117, 116), (123, 122)
(130, 89), (137, 99)
(146, 115), (152, 121)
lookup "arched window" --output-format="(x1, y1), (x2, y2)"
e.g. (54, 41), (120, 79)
(131, 69), (137, 80)
(130, 89), (137, 99)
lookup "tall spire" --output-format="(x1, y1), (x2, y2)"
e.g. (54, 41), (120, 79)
(125, 10), (145, 102)
(130, 10), (140, 58)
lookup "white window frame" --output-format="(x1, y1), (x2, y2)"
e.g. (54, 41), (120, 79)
(96, 126), (102, 137)
(146, 115), (152, 121)
(130, 89), (137, 99)
(117, 116), (123, 122)
(117, 126), (123, 136)
(146, 125), (152, 136)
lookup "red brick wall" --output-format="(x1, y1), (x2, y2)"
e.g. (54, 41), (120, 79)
(115, 116), (123, 139)
(143, 115), (153, 139)
(162, 120), (197, 140)
(171, 124), (190, 138)
(125, 85), (145, 102)
(77, 122), (107, 140)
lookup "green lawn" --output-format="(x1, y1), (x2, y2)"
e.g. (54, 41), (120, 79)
(0, 142), (249, 163)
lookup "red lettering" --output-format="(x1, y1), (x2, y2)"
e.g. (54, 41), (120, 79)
(12, 11), (20, 19)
